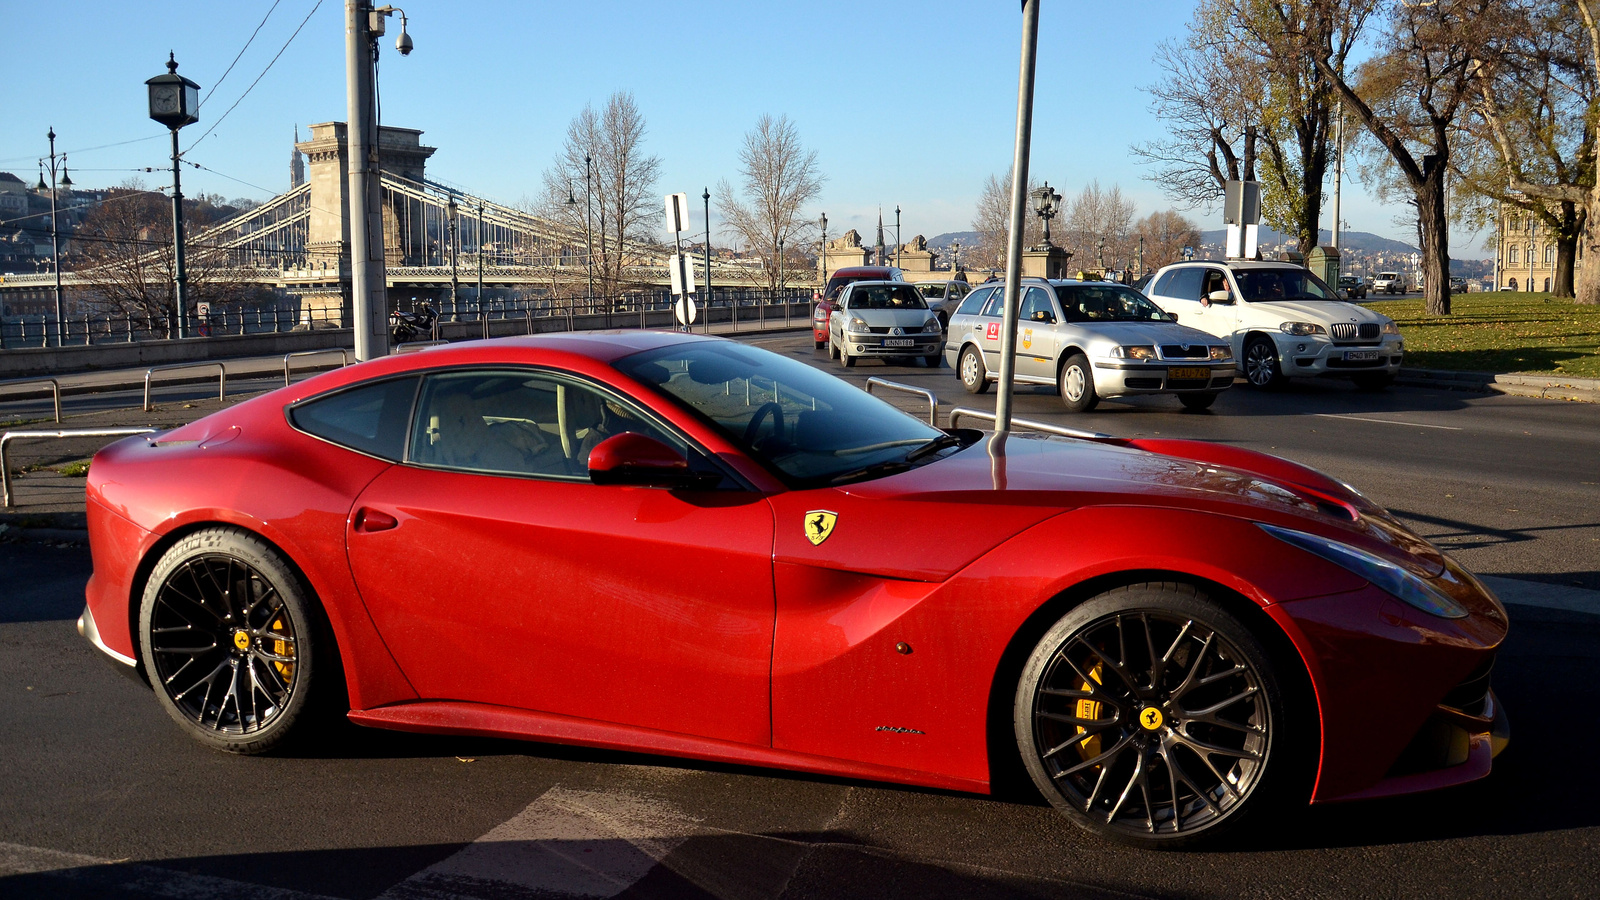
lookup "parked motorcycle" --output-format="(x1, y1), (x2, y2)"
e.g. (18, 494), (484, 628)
(390, 302), (437, 344)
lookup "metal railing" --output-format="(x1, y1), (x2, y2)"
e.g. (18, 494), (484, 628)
(2, 427), (158, 507)
(0, 378), (62, 424)
(946, 406), (1114, 441)
(144, 363), (227, 412)
(864, 377), (939, 426)
(393, 340), (448, 354)
(283, 348), (351, 386)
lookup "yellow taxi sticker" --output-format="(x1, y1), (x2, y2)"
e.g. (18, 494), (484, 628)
(804, 510), (838, 546)
(1022, 328), (1033, 350)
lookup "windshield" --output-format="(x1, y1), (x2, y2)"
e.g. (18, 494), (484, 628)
(614, 341), (961, 485)
(847, 284), (927, 310)
(1233, 268), (1341, 302)
(917, 283), (947, 299)
(1053, 284), (1171, 322)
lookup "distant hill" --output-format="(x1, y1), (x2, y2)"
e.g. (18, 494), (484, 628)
(927, 232), (981, 251)
(1198, 227), (1417, 254)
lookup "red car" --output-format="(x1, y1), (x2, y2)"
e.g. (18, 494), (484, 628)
(80, 331), (1508, 848)
(812, 265), (904, 349)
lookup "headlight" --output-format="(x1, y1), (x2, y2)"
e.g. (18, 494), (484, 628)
(1279, 322), (1326, 336)
(1381, 319), (1400, 335)
(1108, 345), (1157, 360)
(1257, 523), (1468, 619)
(923, 318), (943, 332)
(848, 316), (869, 332)
(1208, 345), (1232, 360)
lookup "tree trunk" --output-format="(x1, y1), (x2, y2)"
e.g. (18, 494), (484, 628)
(1578, 198), (1600, 306)
(1416, 172), (1452, 316)
(1554, 233), (1577, 299)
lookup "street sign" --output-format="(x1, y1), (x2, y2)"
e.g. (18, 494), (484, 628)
(668, 253), (696, 296)
(665, 193), (691, 235)
(674, 294), (698, 325)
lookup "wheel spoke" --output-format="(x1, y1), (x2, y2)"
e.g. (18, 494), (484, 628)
(1104, 749), (1146, 825)
(1184, 685), (1260, 718)
(1071, 636), (1139, 693)
(1169, 632), (1215, 699)
(1172, 732), (1262, 762)
(1057, 732), (1139, 778)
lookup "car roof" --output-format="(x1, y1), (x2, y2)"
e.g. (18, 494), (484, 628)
(1161, 260), (1309, 271)
(830, 266), (897, 277)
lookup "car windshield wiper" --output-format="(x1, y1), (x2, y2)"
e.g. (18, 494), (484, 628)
(904, 433), (962, 463)
(827, 458), (913, 485)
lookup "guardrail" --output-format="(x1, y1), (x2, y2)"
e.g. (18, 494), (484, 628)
(0, 378), (62, 424)
(144, 362), (226, 412)
(283, 348), (351, 386)
(2, 427), (158, 507)
(393, 340), (448, 355)
(864, 377), (939, 426)
(946, 406), (1113, 441)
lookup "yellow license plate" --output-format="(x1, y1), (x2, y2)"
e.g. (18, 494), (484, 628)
(1168, 367), (1210, 380)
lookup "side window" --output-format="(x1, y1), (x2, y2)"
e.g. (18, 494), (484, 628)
(956, 285), (994, 316)
(1149, 271), (1175, 296)
(290, 376), (418, 460)
(408, 371), (683, 480)
(1161, 267), (1205, 301)
(981, 287), (1010, 318)
(1200, 268), (1232, 300)
(1021, 287), (1056, 323)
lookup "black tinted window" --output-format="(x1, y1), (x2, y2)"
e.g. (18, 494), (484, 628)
(1161, 267), (1205, 301)
(290, 376), (418, 460)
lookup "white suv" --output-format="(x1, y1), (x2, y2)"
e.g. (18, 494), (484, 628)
(1144, 260), (1404, 390)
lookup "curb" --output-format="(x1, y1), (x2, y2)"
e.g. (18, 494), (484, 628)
(1398, 368), (1600, 402)
(0, 522), (88, 544)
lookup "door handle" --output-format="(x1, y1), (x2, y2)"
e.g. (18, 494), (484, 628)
(354, 508), (398, 533)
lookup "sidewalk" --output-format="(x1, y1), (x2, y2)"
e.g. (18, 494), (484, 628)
(1398, 367), (1600, 402)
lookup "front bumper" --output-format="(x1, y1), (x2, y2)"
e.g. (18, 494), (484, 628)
(842, 333), (943, 357)
(1271, 334), (1404, 378)
(78, 603), (145, 684)
(1090, 360), (1236, 396)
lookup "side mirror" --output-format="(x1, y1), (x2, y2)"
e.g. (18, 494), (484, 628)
(1207, 290), (1233, 305)
(1166, 312), (1179, 322)
(589, 432), (711, 488)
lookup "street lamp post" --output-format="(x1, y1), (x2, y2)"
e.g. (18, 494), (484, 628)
(584, 154), (594, 311)
(894, 205), (901, 269)
(702, 187), (711, 334)
(1138, 234), (1145, 275)
(145, 55), (200, 339)
(1030, 182), (1060, 248)
(36, 129), (72, 346)
(476, 201), (486, 336)
(447, 194), (460, 316)
(819, 212), (828, 289)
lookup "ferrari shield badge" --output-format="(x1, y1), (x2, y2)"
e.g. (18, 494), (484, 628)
(804, 510), (838, 546)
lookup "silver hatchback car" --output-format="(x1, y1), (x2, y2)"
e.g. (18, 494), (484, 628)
(944, 278), (1236, 411)
(827, 281), (945, 368)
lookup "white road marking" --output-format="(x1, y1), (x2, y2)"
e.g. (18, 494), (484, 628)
(1313, 413), (1462, 431)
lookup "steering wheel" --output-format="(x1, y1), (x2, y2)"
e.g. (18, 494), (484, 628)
(743, 401), (785, 446)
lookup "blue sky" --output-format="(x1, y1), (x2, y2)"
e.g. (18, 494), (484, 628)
(0, 1), (1487, 256)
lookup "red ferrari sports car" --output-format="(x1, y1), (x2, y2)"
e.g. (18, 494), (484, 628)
(79, 330), (1508, 847)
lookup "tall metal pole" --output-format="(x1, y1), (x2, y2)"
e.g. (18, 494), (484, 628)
(476, 201), (486, 335)
(44, 129), (66, 345)
(447, 197), (460, 314)
(584, 154), (594, 311)
(895, 205), (902, 269)
(168, 127), (190, 339)
(995, 0), (1041, 441)
(703, 187), (711, 334)
(1331, 103), (1343, 251)
(346, 0), (389, 359)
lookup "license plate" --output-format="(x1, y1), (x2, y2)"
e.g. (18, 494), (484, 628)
(1343, 350), (1379, 361)
(883, 338), (915, 347)
(1168, 367), (1210, 380)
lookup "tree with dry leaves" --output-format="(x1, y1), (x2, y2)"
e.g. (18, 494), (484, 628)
(716, 114), (825, 293)
(971, 171), (1041, 271)
(1065, 181), (1138, 270)
(1135, 209), (1203, 271)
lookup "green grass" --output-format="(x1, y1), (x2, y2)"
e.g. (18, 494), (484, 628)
(58, 460), (91, 478)
(1364, 292), (1600, 378)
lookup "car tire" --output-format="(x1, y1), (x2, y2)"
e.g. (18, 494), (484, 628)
(814, 338), (826, 350)
(1243, 336), (1286, 390)
(829, 336), (840, 360)
(923, 352), (943, 368)
(1013, 583), (1308, 849)
(1179, 392), (1219, 411)
(1352, 372), (1395, 391)
(138, 527), (338, 755)
(1058, 353), (1099, 412)
(959, 346), (990, 394)
(841, 346), (856, 368)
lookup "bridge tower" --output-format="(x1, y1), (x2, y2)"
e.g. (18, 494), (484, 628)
(292, 122), (435, 323)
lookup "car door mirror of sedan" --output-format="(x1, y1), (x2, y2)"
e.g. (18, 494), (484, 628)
(1207, 290), (1234, 305)
(1165, 312), (1179, 322)
(589, 432), (716, 488)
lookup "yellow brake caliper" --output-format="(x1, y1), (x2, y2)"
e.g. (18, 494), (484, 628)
(1076, 661), (1104, 760)
(271, 618), (295, 682)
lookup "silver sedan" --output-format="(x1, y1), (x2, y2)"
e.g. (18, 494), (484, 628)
(828, 281), (945, 368)
(944, 278), (1236, 411)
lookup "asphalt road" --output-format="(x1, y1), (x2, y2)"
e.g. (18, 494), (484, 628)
(3, 332), (1599, 898)
(2, 542), (1598, 899)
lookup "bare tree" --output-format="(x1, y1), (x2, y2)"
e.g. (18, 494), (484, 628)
(717, 114), (825, 293)
(1470, 0), (1597, 302)
(971, 171), (1040, 270)
(1065, 181), (1137, 269)
(1135, 209), (1203, 270)
(68, 180), (258, 330)
(539, 93), (661, 303)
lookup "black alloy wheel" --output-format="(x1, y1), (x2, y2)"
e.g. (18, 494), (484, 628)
(1015, 585), (1300, 848)
(139, 527), (330, 754)
(960, 346), (990, 394)
(1243, 336), (1285, 389)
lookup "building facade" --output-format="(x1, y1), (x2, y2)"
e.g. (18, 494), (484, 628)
(1497, 204), (1585, 292)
